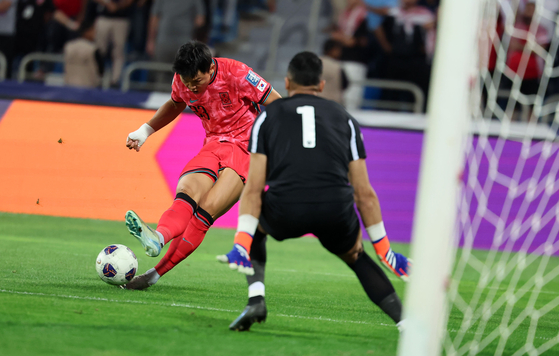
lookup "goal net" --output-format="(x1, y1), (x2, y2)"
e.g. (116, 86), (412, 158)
(399, 1), (559, 355)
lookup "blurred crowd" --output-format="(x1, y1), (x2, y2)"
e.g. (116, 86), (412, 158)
(320, 0), (439, 110)
(320, 0), (559, 113)
(1, 0), (559, 115)
(0, 0), (275, 87)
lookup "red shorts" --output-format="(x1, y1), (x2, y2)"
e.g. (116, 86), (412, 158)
(180, 141), (250, 183)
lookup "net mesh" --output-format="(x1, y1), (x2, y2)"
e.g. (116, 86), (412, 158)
(445, 0), (559, 355)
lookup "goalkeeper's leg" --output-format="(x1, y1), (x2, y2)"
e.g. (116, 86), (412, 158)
(229, 229), (268, 331)
(339, 230), (402, 324)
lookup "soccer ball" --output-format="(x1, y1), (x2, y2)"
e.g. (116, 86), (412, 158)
(95, 244), (138, 285)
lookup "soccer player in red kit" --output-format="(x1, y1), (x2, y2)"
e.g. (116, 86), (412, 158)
(122, 41), (281, 289)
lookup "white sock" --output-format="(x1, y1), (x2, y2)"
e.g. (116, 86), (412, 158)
(155, 231), (164, 247)
(146, 267), (161, 285)
(248, 281), (265, 298)
(367, 221), (387, 242)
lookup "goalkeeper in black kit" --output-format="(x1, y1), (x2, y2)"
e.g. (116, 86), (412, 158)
(219, 51), (405, 331)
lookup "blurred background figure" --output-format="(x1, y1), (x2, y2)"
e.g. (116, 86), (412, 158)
(368, 0), (436, 109)
(64, 18), (104, 88)
(330, 0), (369, 110)
(128, 0), (153, 61)
(319, 39), (347, 105)
(147, 0), (205, 84)
(0, 0), (19, 79)
(47, 0), (88, 53)
(506, 0), (549, 97)
(93, 0), (135, 87)
(194, 0), (213, 43)
(0, 0), (58, 79)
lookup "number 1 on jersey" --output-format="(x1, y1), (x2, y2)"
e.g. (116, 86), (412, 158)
(297, 106), (316, 148)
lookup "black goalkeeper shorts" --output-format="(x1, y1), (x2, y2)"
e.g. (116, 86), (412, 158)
(259, 196), (360, 255)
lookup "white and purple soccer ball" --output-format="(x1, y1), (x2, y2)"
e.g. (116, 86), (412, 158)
(95, 244), (138, 285)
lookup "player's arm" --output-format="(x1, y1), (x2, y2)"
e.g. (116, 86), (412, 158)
(261, 88), (282, 106)
(239, 152), (267, 218)
(348, 159), (382, 226)
(126, 99), (186, 152)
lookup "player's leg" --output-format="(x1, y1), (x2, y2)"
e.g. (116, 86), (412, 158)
(125, 173), (212, 257)
(229, 199), (304, 331)
(338, 229), (402, 324)
(314, 201), (402, 324)
(229, 229), (268, 331)
(123, 170), (243, 290)
(151, 168), (245, 278)
(126, 144), (220, 257)
(120, 237), (181, 290)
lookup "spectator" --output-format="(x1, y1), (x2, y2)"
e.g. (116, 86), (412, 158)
(506, 0), (549, 97)
(368, 0), (436, 110)
(0, 0), (17, 78)
(93, 0), (135, 86)
(147, 0), (205, 84)
(194, 0), (212, 43)
(64, 18), (104, 88)
(319, 39), (348, 105)
(0, 0), (56, 79)
(47, 0), (88, 53)
(418, 0), (438, 13)
(363, 0), (397, 32)
(330, 0), (370, 110)
(147, 0), (205, 62)
(128, 0), (153, 60)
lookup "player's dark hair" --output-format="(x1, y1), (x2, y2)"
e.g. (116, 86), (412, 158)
(173, 41), (213, 79)
(323, 39), (342, 55)
(287, 51), (323, 86)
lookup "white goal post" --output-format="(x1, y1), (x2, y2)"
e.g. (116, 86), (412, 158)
(397, 0), (481, 355)
(399, 0), (559, 355)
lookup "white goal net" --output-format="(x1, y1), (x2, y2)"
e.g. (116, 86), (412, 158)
(447, 0), (559, 355)
(399, 1), (559, 355)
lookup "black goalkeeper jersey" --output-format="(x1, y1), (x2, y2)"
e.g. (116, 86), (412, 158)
(248, 94), (367, 203)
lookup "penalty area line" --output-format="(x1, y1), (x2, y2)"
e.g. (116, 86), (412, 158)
(0, 289), (396, 328)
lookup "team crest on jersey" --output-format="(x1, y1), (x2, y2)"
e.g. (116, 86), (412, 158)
(245, 70), (260, 87)
(257, 80), (267, 92)
(219, 92), (232, 107)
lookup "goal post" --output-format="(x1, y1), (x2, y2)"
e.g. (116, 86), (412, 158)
(398, 0), (485, 355)
(399, 0), (559, 355)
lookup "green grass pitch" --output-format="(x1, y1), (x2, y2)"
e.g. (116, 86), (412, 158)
(1, 213), (558, 356)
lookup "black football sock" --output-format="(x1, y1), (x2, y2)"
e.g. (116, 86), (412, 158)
(378, 292), (402, 323)
(247, 229), (267, 286)
(347, 251), (402, 323)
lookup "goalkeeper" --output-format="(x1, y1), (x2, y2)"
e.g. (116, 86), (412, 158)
(219, 51), (405, 331)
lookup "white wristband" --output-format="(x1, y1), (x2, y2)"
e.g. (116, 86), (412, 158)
(140, 123), (155, 136)
(237, 214), (259, 235)
(127, 123), (155, 147)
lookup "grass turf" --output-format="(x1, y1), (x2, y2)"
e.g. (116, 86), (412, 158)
(0, 213), (558, 356)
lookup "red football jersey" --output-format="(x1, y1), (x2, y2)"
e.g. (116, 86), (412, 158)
(171, 58), (273, 149)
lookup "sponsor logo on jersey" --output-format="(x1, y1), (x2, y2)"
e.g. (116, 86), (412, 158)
(189, 99), (198, 103)
(219, 92), (232, 107)
(257, 80), (267, 92)
(245, 70), (260, 87)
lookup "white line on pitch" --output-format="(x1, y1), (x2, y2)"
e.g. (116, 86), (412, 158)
(0, 289), (396, 328)
(272, 268), (400, 281)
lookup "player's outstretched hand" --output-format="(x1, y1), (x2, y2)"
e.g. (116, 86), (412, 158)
(216, 244), (254, 275)
(378, 249), (412, 282)
(126, 123), (155, 152)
